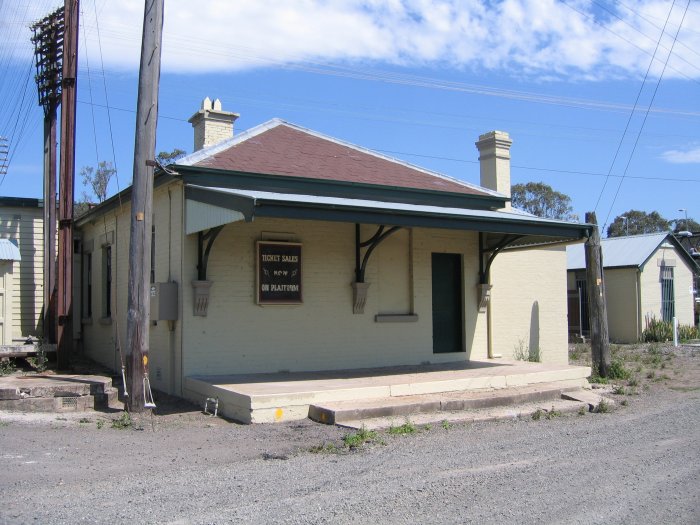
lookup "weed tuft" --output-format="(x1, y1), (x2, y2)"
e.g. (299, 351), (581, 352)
(441, 420), (451, 430)
(342, 426), (379, 449)
(111, 412), (133, 430)
(612, 385), (625, 395)
(595, 399), (611, 413)
(388, 420), (416, 436)
(514, 338), (541, 362)
(607, 360), (630, 380)
(0, 358), (16, 376)
(577, 405), (587, 416)
(309, 442), (339, 454)
(545, 407), (562, 419)
(532, 409), (543, 421)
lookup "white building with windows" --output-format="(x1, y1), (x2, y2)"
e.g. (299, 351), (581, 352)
(567, 233), (699, 343)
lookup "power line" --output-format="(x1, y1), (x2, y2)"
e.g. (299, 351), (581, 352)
(601, 0), (692, 231)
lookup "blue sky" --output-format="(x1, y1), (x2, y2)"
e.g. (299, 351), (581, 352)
(1, 0), (698, 233)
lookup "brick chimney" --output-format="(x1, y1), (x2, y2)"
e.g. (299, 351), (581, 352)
(188, 97), (239, 151)
(475, 131), (513, 209)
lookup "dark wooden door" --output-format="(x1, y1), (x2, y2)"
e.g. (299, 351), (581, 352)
(431, 253), (463, 354)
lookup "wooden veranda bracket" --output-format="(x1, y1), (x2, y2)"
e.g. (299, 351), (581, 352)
(477, 283), (492, 313)
(352, 224), (402, 314)
(192, 225), (224, 317)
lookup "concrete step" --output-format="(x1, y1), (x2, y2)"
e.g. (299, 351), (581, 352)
(309, 380), (584, 425)
(0, 375), (118, 413)
(338, 398), (590, 430)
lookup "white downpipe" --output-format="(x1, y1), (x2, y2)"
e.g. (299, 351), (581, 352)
(673, 316), (678, 347)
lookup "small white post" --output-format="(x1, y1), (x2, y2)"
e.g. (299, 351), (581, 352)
(673, 316), (678, 347)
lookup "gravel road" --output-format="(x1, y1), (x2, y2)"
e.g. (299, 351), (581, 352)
(1, 384), (698, 525)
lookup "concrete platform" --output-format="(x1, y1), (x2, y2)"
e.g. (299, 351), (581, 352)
(0, 374), (120, 412)
(184, 360), (591, 424)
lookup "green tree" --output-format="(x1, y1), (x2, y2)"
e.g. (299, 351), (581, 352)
(156, 148), (186, 166)
(606, 210), (670, 237)
(75, 160), (117, 217)
(673, 217), (700, 233)
(511, 182), (577, 220)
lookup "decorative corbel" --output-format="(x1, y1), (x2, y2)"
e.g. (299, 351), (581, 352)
(352, 224), (402, 314)
(191, 225), (224, 317)
(478, 283), (492, 313)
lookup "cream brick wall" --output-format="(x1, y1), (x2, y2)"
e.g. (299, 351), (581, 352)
(79, 183), (184, 393)
(640, 245), (695, 327)
(603, 268), (640, 343)
(0, 205), (44, 338)
(490, 246), (569, 365)
(181, 221), (486, 377)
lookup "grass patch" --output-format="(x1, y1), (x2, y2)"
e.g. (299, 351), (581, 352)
(0, 358), (16, 376)
(627, 377), (639, 387)
(96, 420), (104, 429)
(514, 338), (542, 363)
(612, 385), (626, 395)
(342, 426), (380, 449)
(545, 407), (562, 419)
(588, 375), (608, 385)
(441, 420), (452, 430)
(309, 442), (340, 454)
(78, 417), (91, 424)
(110, 412), (133, 430)
(607, 360), (630, 380)
(423, 424), (432, 431)
(388, 420), (416, 436)
(577, 405), (587, 416)
(620, 399), (629, 407)
(532, 409), (544, 421)
(595, 399), (611, 413)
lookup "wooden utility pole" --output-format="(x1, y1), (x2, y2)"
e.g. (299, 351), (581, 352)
(126, 0), (164, 411)
(57, 0), (79, 369)
(43, 109), (57, 346)
(31, 7), (64, 346)
(584, 212), (610, 377)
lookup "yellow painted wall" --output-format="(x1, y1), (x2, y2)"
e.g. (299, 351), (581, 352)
(0, 204), (43, 339)
(603, 268), (639, 343)
(79, 183), (184, 394)
(640, 245), (695, 328)
(490, 246), (569, 365)
(180, 220), (485, 377)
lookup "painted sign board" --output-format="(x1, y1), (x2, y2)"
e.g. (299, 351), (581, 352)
(256, 241), (302, 304)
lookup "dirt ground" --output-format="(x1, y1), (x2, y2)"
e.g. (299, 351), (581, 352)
(0, 343), (698, 524)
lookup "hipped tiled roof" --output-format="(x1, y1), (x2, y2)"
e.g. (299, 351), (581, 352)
(183, 120), (494, 197)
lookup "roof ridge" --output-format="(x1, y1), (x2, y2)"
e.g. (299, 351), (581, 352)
(273, 120), (504, 197)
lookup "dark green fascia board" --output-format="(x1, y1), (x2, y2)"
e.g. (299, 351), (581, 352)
(174, 164), (507, 211)
(0, 196), (43, 208)
(252, 199), (592, 239)
(639, 234), (700, 274)
(74, 173), (176, 227)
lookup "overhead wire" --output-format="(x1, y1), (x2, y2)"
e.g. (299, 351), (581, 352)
(601, 0), (691, 231)
(560, 0), (700, 85)
(593, 0), (679, 213)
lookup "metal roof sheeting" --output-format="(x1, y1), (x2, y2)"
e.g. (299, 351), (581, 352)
(185, 185), (590, 248)
(0, 239), (21, 261)
(567, 232), (669, 270)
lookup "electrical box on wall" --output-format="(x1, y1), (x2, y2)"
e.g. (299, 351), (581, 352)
(150, 282), (178, 320)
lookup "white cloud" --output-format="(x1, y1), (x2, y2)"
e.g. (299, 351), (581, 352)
(661, 146), (700, 164)
(11, 0), (700, 80)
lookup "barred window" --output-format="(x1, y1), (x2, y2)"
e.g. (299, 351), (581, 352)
(660, 266), (674, 322)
